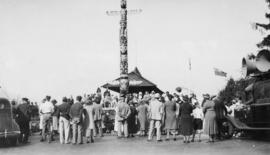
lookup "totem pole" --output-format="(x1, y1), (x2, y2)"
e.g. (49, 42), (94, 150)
(107, 0), (141, 98)
(119, 0), (129, 97)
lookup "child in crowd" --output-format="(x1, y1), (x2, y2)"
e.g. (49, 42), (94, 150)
(191, 102), (204, 142)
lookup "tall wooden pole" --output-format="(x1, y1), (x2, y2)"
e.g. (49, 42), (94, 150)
(119, 0), (129, 97)
(107, 0), (141, 98)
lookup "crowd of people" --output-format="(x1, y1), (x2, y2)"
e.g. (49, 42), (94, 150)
(10, 87), (245, 145)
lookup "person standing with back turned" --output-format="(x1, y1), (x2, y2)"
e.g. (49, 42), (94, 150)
(58, 97), (71, 144)
(39, 96), (54, 142)
(16, 98), (31, 143)
(70, 96), (84, 145)
(164, 94), (178, 141)
(147, 93), (164, 142)
(203, 94), (217, 143)
(116, 95), (131, 138)
(179, 95), (194, 143)
(93, 95), (104, 137)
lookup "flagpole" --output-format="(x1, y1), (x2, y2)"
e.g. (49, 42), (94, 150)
(187, 58), (194, 96)
(188, 58), (191, 96)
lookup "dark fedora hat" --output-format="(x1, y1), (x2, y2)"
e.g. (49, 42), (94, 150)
(22, 98), (28, 102)
(176, 87), (182, 93)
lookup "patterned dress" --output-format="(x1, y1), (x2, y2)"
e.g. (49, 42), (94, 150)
(137, 103), (148, 131)
(164, 101), (177, 130)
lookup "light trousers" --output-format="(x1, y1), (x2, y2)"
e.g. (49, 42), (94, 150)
(94, 120), (103, 137)
(41, 114), (51, 140)
(148, 120), (161, 141)
(52, 116), (58, 131)
(39, 115), (43, 129)
(59, 116), (70, 144)
(72, 123), (83, 144)
(118, 120), (128, 137)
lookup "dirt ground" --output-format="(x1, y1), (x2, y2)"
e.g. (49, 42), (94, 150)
(0, 134), (270, 155)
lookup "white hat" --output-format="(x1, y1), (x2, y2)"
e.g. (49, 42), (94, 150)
(155, 93), (160, 98)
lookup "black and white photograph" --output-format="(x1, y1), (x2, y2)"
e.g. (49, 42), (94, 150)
(0, 0), (270, 155)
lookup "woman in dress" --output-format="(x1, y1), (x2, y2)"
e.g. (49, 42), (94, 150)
(203, 94), (218, 142)
(179, 95), (193, 143)
(127, 101), (138, 137)
(164, 94), (178, 141)
(83, 98), (95, 143)
(173, 94), (181, 135)
(136, 100), (148, 136)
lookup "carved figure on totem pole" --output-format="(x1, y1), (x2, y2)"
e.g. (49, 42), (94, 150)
(119, 0), (129, 97)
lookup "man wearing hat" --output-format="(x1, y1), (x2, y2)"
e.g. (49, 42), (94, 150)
(16, 98), (31, 143)
(69, 96), (84, 144)
(116, 95), (131, 138)
(147, 93), (164, 142)
(51, 99), (59, 141)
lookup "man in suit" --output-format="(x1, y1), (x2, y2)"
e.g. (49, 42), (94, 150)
(16, 98), (31, 143)
(116, 95), (131, 138)
(147, 93), (164, 142)
(69, 96), (84, 144)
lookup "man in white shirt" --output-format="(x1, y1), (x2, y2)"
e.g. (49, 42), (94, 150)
(39, 96), (54, 142)
(38, 99), (46, 133)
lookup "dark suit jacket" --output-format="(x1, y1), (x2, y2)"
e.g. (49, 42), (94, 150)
(17, 103), (31, 122)
(69, 102), (83, 119)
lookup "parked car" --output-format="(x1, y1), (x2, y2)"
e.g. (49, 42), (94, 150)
(0, 98), (20, 145)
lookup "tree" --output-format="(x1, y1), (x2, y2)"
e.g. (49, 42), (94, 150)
(217, 78), (253, 105)
(218, 78), (236, 104)
(254, 0), (270, 48)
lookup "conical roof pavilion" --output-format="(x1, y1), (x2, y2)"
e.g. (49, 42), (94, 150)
(102, 67), (163, 94)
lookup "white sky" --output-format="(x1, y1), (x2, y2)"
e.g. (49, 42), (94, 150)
(0, 0), (268, 101)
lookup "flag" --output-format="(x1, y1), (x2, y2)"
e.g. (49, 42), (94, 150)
(188, 58), (191, 71)
(251, 23), (266, 35)
(214, 68), (227, 77)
